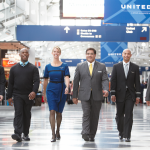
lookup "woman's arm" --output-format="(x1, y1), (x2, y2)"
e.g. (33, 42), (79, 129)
(43, 78), (48, 102)
(65, 76), (70, 94)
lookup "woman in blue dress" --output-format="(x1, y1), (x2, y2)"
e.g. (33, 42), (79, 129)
(43, 46), (70, 142)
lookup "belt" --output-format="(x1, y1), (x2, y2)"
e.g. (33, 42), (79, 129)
(50, 81), (64, 83)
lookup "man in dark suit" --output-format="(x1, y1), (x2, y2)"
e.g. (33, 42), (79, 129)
(73, 48), (109, 142)
(0, 66), (6, 101)
(145, 77), (150, 106)
(111, 49), (140, 142)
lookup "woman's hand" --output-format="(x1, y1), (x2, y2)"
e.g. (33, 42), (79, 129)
(43, 95), (47, 103)
(65, 87), (68, 94)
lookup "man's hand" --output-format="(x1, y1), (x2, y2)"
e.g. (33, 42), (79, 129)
(146, 101), (150, 106)
(43, 95), (47, 103)
(0, 95), (3, 101)
(73, 98), (78, 104)
(135, 98), (140, 105)
(28, 92), (36, 100)
(103, 90), (108, 97)
(111, 95), (116, 102)
(8, 98), (13, 106)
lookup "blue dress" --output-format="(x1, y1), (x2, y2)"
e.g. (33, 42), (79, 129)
(44, 63), (70, 113)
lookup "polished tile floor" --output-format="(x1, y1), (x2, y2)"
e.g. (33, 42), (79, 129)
(0, 102), (150, 150)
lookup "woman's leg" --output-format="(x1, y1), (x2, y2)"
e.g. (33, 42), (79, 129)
(56, 112), (62, 138)
(50, 110), (56, 140)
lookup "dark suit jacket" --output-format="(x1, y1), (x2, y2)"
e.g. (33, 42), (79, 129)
(0, 66), (6, 96)
(73, 61), (109, 101)
(146, 75), (150, 101)
(111, 62), (140, 102)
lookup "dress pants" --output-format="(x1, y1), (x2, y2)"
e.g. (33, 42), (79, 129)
(116, 89), (134, 138)
(81, 92), (102, 138)
(13, 94), (33, 136)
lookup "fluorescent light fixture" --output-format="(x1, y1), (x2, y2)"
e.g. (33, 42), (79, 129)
(0, 35), (13, 41)
(144, 62), (147, 64)
(40, 2), (45, 6)
(0, 12), (4, 19)
(31, 10), (35, 15)
(3, 16), (24, 27)
(142, 43), (146, 47)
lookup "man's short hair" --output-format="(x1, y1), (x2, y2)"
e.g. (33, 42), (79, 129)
(86, 48), (96, 54)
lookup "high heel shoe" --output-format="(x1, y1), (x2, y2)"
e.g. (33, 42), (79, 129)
(56, 132), (61, 140)
(51, 135), (56, 142)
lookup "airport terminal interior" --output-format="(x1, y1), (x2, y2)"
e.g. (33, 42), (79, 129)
(0, 0), (150, 149)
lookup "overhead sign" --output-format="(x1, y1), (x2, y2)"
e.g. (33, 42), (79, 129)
(104, 0), (150, 23)
(101, 42), (127, 63)
(16, 25), (149, 42)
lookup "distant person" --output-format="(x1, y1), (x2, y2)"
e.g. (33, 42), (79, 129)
(111, 49), (140, 142)
(144, 81), (147, 88)
(73, 48), (109, 142)
(43, 46), (70, 142)
(0, 66), (6, 101)
(8, 48), (40, 142)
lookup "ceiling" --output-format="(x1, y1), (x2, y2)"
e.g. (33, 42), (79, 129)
(0, 0), (150, 78)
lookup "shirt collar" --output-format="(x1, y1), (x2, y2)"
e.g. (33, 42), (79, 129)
(20, 61), (29, 67)
(87, 60), (95, 66)
(123, 61), (130, 65)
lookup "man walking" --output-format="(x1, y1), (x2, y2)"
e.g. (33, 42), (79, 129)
(73, 48), (109, 142)
(111, 49), (140, 142)
(0, 66), (6, 101)
(8, 48), (39, 142)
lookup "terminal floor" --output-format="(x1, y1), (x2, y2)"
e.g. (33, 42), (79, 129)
(0, 102), (150, 150)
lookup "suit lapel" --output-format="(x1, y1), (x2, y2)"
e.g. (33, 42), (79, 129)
(85, 62), (91, 77)
(120, 62), (126, 79)
(91, 61), (98, 78)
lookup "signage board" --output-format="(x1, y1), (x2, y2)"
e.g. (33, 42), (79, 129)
(16, 25), (149, 42)
(2, 59), (17, 67)
(101, 42), (127, 63)
(104, 0), (150, 23)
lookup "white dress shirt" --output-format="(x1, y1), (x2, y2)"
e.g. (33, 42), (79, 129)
(87, 60), (95, 68)
(123, 61), (130, 75)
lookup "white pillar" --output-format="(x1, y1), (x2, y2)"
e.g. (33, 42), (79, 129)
(28, 46), (35, 65)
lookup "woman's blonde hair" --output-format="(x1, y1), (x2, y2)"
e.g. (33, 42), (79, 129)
(52, 46), (61, 53)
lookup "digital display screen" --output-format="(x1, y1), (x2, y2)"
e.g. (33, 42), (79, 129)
(60, 0), (104, 19)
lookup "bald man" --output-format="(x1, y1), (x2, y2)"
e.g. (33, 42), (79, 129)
(111, 49), (141, 142)
(8, 48), (40, 142)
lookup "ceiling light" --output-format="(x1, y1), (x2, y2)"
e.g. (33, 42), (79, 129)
(40, 2), (45, 6)
(31, 10), (35, 14)
(41, 11), (45, 15)
(0, 12), (4, 18)
(142, 43), (146, 47)
(40, 21), (45, 25)
(144, 62), (147, 64)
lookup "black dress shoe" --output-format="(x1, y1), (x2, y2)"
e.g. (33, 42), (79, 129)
(22, 135), (30, 141)
(11, 134), (22, 142)
(89, 137), (95, 142)
(82, 134), (89, 141)
(125, 138), (130, 142)
(119, 135), (123, 140)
